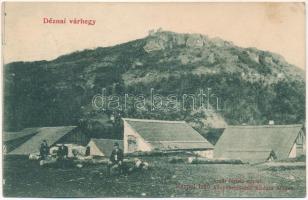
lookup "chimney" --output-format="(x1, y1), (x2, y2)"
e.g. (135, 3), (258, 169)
(269, 120), (274, 125)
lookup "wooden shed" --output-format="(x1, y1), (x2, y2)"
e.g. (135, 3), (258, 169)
(123, 118), (214, 158)
(214, 124), (305, 162)
(9, 126), (89, 155)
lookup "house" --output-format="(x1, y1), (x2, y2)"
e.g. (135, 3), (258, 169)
(87, 139), (123, 157)
(3, 128), (39, 154)
(9, 126), (89, 155)
(214, 124), (305, 162)
(122, 118), (214, 158)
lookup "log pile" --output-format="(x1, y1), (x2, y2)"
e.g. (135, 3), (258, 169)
(188, 157), (243, 164)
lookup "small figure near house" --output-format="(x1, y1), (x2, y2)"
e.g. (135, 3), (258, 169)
(267, 150), (277, 161)
(57, 144), (68, 160)
(39, 140), (49, 160)
(57, 144), (69, 168)
(107, 142), (124, 175)
(85, 146), (90, 156)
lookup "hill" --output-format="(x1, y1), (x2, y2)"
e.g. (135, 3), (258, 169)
(4, 30), (305, 137)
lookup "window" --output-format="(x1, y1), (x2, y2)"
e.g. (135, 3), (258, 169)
(127, 135), (138, 152)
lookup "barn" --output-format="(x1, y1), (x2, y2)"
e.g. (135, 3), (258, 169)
(87, 139), (123, 157)
(123, 118), (214, 158)
(214, 124), (305, 162)
(9, 126), (89, 155)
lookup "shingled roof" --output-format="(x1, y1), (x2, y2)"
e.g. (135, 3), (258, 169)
(9, 126), (77, 155)
(123, 118), (213, 150)
(3, 128), (40, 142)
(214, 124), (304, 161)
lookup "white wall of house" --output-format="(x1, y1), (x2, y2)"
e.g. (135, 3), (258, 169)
(3, 145), (7, 154)
(297, 130), (306, 155)
(123, 120), (152, 153)
(289, 143), (296, 158)
(289, 130), (306, 158)
(88, 140), (104, 157)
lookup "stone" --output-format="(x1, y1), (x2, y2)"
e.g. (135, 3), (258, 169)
(186, 34), (204, 47)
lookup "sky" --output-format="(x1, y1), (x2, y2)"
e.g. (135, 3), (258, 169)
(2, 2), (306, 69)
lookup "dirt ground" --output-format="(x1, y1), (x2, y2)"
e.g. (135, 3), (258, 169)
(2, 155), (306, 197)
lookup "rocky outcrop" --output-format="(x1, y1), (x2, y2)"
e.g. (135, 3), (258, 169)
(143, 30), (238, 54)
(186, 34), (204, 48)
(143, 38), (166, 52)
(144, 31), (209, 52)
(173, 34), (186, 46)
(247, 50), (260, 63)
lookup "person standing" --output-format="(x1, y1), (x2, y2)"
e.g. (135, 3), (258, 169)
(39, 140), (49, 160)
(57, 144), (69, 168)
(107, 142), (124, 175)
(57, 144), (68, 160)
(85, 146), (90, 156)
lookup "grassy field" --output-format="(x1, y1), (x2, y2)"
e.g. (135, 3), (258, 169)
(3, 155), (306, 197)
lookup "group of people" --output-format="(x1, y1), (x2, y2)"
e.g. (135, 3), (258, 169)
(39, 140), (148, 174)
(39, 140), (68, 160)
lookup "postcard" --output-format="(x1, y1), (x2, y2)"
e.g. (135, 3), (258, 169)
(2, 2), (306, 197)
